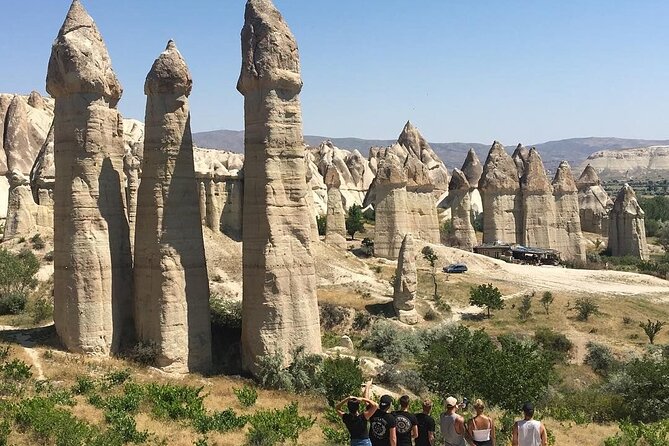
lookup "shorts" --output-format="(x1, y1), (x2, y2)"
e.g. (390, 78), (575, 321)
(351, 439), (372, 446)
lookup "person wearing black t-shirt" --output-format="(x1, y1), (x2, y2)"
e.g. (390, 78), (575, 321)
(414, 399), (436, 446)
(369, 394), (397, 446)
(335, 395), (378, 446)
(392, 395), (418, 446)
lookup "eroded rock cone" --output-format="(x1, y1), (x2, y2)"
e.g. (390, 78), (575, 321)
(552, 161), (586, 262)
(608, 184), (649, 260)
(520, 148), (557, 249)
(577, 165), (612, 235)
(237, 0), (321, 374)
(445, 169), (477, 250)
(398, 121), (449, 193)
(324, 166), (347, 249)
(479, 141), (520, 244)
(47, 0), (133, 355)
(512, 143), (529, 178)
(393, 234), (419, 325)
(133, 41), (212, 373)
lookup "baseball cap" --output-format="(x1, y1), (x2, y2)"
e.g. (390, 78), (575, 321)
(445, 396), (458, 408)
(379, 395), (393, 410)
(522, 402), (534, 413)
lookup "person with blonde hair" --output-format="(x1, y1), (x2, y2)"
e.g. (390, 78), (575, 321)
(467, 399), (495, 446)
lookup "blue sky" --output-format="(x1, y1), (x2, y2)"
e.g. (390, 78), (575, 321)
(2, 0), (669, 145)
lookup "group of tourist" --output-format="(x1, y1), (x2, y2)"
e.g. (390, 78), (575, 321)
(335, 381), (548, 446)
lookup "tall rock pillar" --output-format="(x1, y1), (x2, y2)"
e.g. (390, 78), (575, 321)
(479, 141), (520, 244)
(520, 148), (557, 248)
(133, 41), (212, 373)
(608, 184), (649, 260)
(444, 169), (477, 250)
(46, 0), (133, 355)
(552, 161), (586, 262)
(393, 234), (419, 325)
(324, 166), (347, 249)
(237, 0), (321, 373)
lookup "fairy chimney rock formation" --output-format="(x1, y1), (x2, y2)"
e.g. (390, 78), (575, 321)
(237, 0), (321, 373)
(47, 0), (133, 355)
(393, 234), (419, 325)
(461, 148), (483, 215)
(520, 148), (557, 248)
(552, 161), (586, 262)
(3, 170), (52, 241)
(577, 165), (612, 235)
(397, 121), (449, 193)
(133, 41), (212, 373)
(512, 144), (529, 178)
(324, 166), (347, 249)
(444, 169), (477, 250)
(608, 184), (649, 260)
(479, 141), (520, 244)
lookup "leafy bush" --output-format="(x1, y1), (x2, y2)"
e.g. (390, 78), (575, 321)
(585, 342), (617, 376)
(345, 205), (365, 239)
(534, 328), (574, 363)
(376, 364), (427, 395)
(418, 326), (554, 411)
(256, 352), (295, 392)
(544, 389), (626, 424)
(234, 385), (258, 408)
(0, 248), (39, 297)
(540, 291), (554, 315)
(246, 402), (315, 446)
(287, 347), (322, 393)
(0, 291), (27, 315)
(72, 376), (96, 395)
(604, 420), (669, 446)
(316, 215), (327, 236)
(124, 341), (158, 366)
(103, 369), (131, 388)
(469, 284), (505, 318)
(1, 359), (33, 381)
(30, 233), (45, 250)
(320, 303), (348, 330)
(210, 296), (242, 330)
(572, 297), (600, 321)
(31, 297), (53, 324)
(319, 356), (363, 406)
(352, 311), (372, 331)
(518, 295), (532, 321)
(640, 319), (666, 344)
(361, 321), (423, 364)
(145, 383), (205, 421)
(193, 409), (247, 434)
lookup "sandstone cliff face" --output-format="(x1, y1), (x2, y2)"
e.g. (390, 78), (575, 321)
(393, 234), (419, 325)
(608, 184), (649, 260)
(577, 164), (612, 235)
(552, 161), (586, 262)
(520, 148), (557, 249)
(324, 167), (347, 249)
(579, 146), (669, 181)
(237, 0), (321, 373)
(47, 0), (133, 355)
(442, 169), (477, 251)
(3, 170), (52, 241)
(479, 141), (520, 244)
(133, 41), (212, 373)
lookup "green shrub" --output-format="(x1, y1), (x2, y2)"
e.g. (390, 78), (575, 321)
(256, 351), (295, 392)
(31, 297), (53, 324)
(0, 419), (9, 446)
(469, 284), (505, 318)
(377, 364), (427, 395)
(543, 389), (626, 424)
(322, 425), (349, 445)
(534, 328), (574, 363)
(604, 420), (669, 446)
(346, 205), (365, 239)
(0, 291), (27, 315)
(320, 303), (348, 330)
(317, 215), (327, 236)
(124, 341), (158, 366)
(540, 292), (554, 315)
(0, 248), (39, 297)
(352, 311), (372, 331)
(234, 385), (258, 408)
(193, 408), (247, 434)
(30, 233), (45, 250)
(572, 297), (600, 321)
(361, 321), (423, 364)
(246, 402), (315, 446)
(72, 376), (96, 395)
(585, 342), (617, 375)
(102, 369), (131, 388)
(145, 383), (205, 421)
(210, 296), (242, 329)
(518, 295), (533, 321)
(319, 356), (363, 406)
(105, 409), (149, 443)
(0, 346), (10, 362)
(1, 359), (32, 381)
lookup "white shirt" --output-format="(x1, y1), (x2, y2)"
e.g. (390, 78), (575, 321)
(517, 419), (542, 446)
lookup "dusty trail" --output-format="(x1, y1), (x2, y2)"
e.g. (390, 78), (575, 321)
(0, 325), (46, 380)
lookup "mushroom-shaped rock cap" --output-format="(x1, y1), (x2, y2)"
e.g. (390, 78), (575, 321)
(47, 0), (122, 104)
(404, 155), (434, 192)
(145, 41), (193, 96)
(577, 164), (601, 187)
(237, 0), (302, 95)
(461, 148), (482, 187)
(613, 184), (644, 216)
(521, 148), (552, 193)
(449, 168), (471, 192)
(324, 165), (341, 189)
(479, 141), (519, 192)
(552, 161), (578, 194)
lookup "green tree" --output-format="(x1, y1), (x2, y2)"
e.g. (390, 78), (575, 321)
(316, 215), (327, 237)
(0, 248), (39, 297)
(469, 284), (505, 318)
(540, 291), (554, 315)
(572, 297), (600, 321)
(640, 319), (666, 345)
(518, 295), (532, 321)
(318, 356), (363, 406)
(657, 223), (669, 253)
(345, 205), (365, 240)
(421, 246), (439, 300)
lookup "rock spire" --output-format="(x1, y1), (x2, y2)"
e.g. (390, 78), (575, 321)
(324, 166), (347, 249)
(608, 184), (649, 260)
(393, 234), (419, 325)
(520, 148), (557, 248)
(46, 0), (133, 355)
(552, 161), (586, 262)
(577, 165), (612, 235)
(444, 169), (477, 250)
(133, 41), (212, 373)
(237, 0), (321, 373)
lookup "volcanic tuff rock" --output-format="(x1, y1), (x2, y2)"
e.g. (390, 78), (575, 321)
(442, 169), (477, 251)
(304, 152), (321, 241)
(396, 121), (449, 194)
(479, 141), (521, 244)
(324, 167), (347, 249)
(577, 165), (612, 235)
(552, 161), (586, 262)
(3, 170), (52, 241)
(47, 0), (133, 355)
(133, 41), (212, 373)
(578, 146), (669, 181)
(393, 234), (419, 325)
(520, 148), (557, 249)
(608, 184), (649, 260)
(237, 0), (321, 373)
(461, 148), (483, 215)
(512, 144), (529, 178)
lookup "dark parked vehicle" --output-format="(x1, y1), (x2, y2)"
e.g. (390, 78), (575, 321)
(443, 263), (468, 273)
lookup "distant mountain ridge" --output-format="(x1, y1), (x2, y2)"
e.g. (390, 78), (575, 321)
(192, 130), (669, 173)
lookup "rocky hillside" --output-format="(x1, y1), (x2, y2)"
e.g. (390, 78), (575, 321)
(578, 145), (669, 181)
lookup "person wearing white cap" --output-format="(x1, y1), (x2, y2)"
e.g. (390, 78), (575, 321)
(439, 396), (467, 446)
